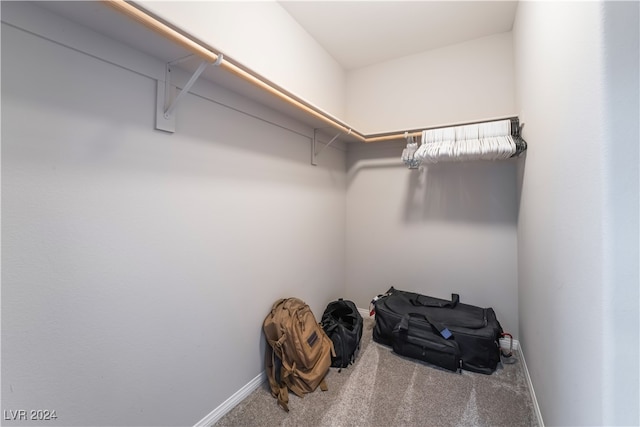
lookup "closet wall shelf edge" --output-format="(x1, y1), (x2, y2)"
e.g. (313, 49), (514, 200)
(102, 0), (367, 142)
(102, 0), (522, 148)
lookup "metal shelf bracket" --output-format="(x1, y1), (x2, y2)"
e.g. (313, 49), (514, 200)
(311, 128), (351, 166)
(155, 54), (222, 133)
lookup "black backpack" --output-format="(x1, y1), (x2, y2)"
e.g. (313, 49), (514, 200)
(321, 299), (363, 370)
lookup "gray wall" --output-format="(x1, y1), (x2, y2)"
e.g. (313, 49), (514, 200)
(1, 3), (346, 426)
(345, 142), (520, 336)
(601, 2), (640, 423)
(514, 1), (639, 425)
(4, 2), (638, 427)
(346, 32), (516, 134)
(343, 30), (520, 337)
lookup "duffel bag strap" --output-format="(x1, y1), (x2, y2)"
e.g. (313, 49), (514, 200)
(401, 313), (453, 340)
(410, 293), (459, 309)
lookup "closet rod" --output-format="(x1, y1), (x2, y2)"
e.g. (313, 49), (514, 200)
(365, 116), (521, 143)
(103, 0), (366, 142)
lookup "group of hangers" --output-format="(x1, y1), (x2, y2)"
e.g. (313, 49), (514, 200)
(401, 118), (527, 168)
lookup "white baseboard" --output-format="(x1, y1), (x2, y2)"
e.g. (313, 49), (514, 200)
(193, 372), (266, 427)
(518, 344), (545, 427)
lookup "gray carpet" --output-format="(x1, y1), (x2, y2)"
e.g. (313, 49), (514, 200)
(215, 318), (538, 427)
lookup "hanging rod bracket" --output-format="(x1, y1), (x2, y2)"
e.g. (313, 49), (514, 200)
(311, 128), (350, 166)
(156, 59), (211, 133)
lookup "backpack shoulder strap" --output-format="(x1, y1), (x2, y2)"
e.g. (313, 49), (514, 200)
(265, 345), (290, 412)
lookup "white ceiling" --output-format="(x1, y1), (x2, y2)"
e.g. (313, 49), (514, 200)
(279, 1), (519, 70)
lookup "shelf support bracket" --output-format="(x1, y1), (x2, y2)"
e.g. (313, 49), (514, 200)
(311, 128), (351, 166)
(155, 54), (222, 133)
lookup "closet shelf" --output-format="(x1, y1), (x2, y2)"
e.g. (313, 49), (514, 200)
(42, 0), (522, 147)
(103, 0), (366, 142)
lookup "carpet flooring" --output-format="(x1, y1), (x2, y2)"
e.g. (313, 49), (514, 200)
(215, 318), (538, 427)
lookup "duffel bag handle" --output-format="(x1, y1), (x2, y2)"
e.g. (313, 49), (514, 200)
(410, 293), (459, 309)
(399, 313), (453, 340)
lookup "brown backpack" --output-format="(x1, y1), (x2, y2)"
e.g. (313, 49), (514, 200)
(263, 298), (335, 412)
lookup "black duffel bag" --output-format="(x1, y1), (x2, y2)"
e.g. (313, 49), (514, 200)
(322, 299), (363, 369)
(372, 287), (502, 374)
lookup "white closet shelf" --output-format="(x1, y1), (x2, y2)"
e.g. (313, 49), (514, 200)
(35, 0), (518, 144)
